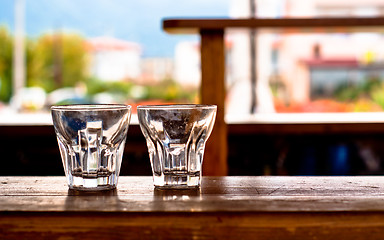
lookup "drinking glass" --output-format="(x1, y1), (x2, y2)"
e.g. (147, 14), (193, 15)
(137, 104), (217, 189)
(51, 104), (131, 191)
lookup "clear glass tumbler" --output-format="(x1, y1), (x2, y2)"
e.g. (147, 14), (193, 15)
(137, 104), (217, 189)
(51, 104), (131, 191)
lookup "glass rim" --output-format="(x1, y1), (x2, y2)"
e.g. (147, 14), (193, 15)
(51, 104), (131, 111)
(137, 104), (217, 110)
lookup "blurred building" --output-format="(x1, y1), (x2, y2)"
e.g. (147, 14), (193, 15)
(276, 0), (384, 105)
(226, 0), (279, 115)
(87, 36), (141, 81)
(227, 0), (384, 114)
(140, 57), (174, 84)
(173, 41), (201, 87)
(173, 40), (234, 88)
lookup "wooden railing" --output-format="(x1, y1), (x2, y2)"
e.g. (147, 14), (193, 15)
(162, 17), (384, 176)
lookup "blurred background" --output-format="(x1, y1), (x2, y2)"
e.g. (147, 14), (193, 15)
(0, 0), (230, 113)
(2, 0), (384, 176)
(2, 0), (384, 114)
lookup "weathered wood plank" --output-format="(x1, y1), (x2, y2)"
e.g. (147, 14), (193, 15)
(3, 212), (384, 240)
(3, 195), (384, 212)
(2, 176), (384, 212)
(3, 176), (384, 239)
(2, 176), (384, 196)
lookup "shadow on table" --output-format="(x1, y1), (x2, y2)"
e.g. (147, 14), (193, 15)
(154, 188), (201, 200)
(65, 188), (121, 211)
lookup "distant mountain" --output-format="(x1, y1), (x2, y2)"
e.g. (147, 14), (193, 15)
(0, 0), (229, 57)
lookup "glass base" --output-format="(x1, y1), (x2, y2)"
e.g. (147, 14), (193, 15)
(153, 173), (201, 189)
(68, 175), (117, 191)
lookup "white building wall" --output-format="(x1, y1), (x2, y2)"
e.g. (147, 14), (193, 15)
(92, 50), (141, 81)
(174, 41), (200, 87)
(140, 57), (174, 84)
(88, 37), (141, 82)
(226, 0), (278, 115)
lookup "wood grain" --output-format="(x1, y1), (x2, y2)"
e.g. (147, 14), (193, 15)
(200, 29), (228, 176)
(3, 212), (384, 240)
(4, 176), (384, 211)
(163, 17), (384, 34)
(2, 176), (384, 239)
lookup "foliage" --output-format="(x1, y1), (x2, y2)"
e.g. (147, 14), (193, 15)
(275, 75), (384, 113)
(370, 83), (384, 110)
(144, 78), (197, 102)
(334, 77), (381, 102)
(0, 27), (196, 105)
(0, 28), (89, 103)
(29, 33), (89, 92)
(0, 26), (13, 102)
(85, 77), (197, 104)
(331, 76), (384, 112)
(351, 98), (382, 112)
(85, 77), (133, 100)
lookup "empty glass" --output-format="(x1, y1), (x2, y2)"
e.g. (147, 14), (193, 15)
(137, 104), (217, 189)
(51, 104), (131, 191)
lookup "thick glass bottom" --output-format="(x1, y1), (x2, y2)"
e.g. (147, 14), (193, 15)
(153, 172), (201, 189)
(68, 173), (117, 191)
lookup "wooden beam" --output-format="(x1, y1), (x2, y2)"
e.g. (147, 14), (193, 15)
(163, 17), (384, 34)
(200, 29), (228, 176)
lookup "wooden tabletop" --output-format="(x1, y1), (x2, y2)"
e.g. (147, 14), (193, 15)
(2, 176), (384, 239)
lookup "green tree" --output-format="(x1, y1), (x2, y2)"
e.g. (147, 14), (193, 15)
(30, 33), (89, 92)
(0, 26), (13, 102)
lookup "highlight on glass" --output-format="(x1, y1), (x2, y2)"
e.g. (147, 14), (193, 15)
(51, 104), (131, 191)
(137, 104), (217, 189)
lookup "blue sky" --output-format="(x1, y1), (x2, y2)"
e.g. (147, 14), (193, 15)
(0, 0), (230, 57)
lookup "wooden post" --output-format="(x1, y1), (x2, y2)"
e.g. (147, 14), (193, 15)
(200, 29), (228, 176)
